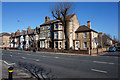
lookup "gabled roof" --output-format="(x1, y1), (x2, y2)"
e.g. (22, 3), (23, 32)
(15, 30), (20, 37)
(41, 20), (59, 26)
(20, 30), (26, 36)
(0, 32), (10, 36)
(27, 29), (35, 35)
(40, 14), (76, 26)
(103, 33), (113, 41)
(75, 25), (98, 33)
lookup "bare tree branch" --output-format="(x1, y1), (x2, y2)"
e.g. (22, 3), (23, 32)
(51, 2), (75, 50)
(18, 62), (55, 80)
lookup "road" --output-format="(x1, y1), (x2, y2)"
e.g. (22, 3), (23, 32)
(2, 50), (119, 78)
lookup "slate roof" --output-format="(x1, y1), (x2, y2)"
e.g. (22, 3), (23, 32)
(41, 14), (75, 26)
(15, 31), (20, 37)
(20, 30), (26, 36)
(27, 29), (35, 35)
(103, 33), (113, 40)
(75, 25), (98, 33)
(0, 32), (10, 36)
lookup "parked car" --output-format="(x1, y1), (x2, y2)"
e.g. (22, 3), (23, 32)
(4, 47), (6, 50)
(18, 47), (23, 50)
(28, 47), (36, 52)
(116, 46), (120, 51)
(109, 46), (116, 52)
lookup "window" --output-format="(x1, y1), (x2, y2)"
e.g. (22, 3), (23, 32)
(55, 24), (58, 29)
(59, 25), (62, 29)
(43, 33), (45, 37)
(49, 32), (51, 37)
(84, 33), (87, 38)
(76, 42), (79, 50)
(59, 32), (62, 39)
(55, 42), (58, 48)
(40, 33), (42, 37)
(76, 33), (79, 39)
(60, 42), (62, 48)
(49, 25), (51, 30)
(5, 40), (7, 43)
(55, 32), (58, 39)
(84, 42), (87, 48)
(94, 37), (98, 43)
(43, 26), (45, 30)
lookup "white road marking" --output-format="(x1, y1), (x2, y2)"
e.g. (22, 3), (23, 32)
(93, 61), (115, 65)
(42, 56), (47, 57)
(10, 55), (12, 57)
(22, 57), (26, 59)
(91, 69), (107, 73)
(35, 59), (39, 62)
(3, 60), (15, 66)
(54, 57), (59, 58)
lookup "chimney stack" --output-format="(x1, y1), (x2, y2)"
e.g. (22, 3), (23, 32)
(98, 32), (103, 37)
(45, 16), (50, 22)
(87, 21), (91, 29)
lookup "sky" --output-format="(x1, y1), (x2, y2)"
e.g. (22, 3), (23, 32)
(2, 2), (118, 40)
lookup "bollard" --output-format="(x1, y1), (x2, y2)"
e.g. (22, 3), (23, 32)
(8, 66), (14, 80)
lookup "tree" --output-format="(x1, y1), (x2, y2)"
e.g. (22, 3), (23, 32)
(106, 34), (112, 39)
(113, 35), (118, 43)
(51, 2), (74, 50)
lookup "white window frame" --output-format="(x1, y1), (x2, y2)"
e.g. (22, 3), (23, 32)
(55, 32), (58, 39)
(43, 26), (45, 30)
(84, 42), (87, 48)
(59, 42), (62, 49)
(59, 32), (62, 39)
(55, 24), (58, 30)
(49, 32), (51, 37)
(59, 24), (62, 29)
(84, 33), (87, 38)
(75, 42), (79, 50)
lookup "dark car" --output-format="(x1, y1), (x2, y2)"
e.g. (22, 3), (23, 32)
(28, 47), (36, 52)
(116, 46), (120, 51)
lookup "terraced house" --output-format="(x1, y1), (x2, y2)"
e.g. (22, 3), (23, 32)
(10, 27), (40, 50)
(9, 14), (114, 53)
(39, 14), (80, 49)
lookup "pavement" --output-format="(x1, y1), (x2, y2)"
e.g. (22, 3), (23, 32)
(2, 50), (120, 79)
(2, 61), (32, 79)
(99, 51), (120, 57)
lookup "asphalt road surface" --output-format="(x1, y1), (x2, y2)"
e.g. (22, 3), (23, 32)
(2, 50), (119, 78)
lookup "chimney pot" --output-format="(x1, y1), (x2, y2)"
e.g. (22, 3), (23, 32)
(45, 16), (50, 22)
(87, 21), (91, 29)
